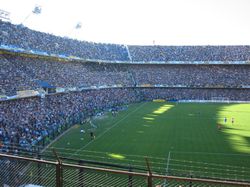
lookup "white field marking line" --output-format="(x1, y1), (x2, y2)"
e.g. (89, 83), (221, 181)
(163, 151), (171, 187)
(48, 146), (168, 160)
(41, 124), (77, 154)
(171, 151), (250, 157)
(70, 102), (147, 158)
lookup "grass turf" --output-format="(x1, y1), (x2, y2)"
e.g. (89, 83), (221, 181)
(47, 102), (250, 181)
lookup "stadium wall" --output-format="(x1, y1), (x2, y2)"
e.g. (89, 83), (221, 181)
(1, 87), (250, 101)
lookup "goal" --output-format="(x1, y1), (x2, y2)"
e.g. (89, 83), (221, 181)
(211, 97), (230, 103)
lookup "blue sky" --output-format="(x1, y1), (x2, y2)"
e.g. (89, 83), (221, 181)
(1, 0), (250, 45)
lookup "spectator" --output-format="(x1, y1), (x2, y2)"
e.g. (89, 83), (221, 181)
(1, 54), (250, 96)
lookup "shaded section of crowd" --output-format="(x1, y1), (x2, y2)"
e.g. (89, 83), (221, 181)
(1, 54), (250, 96)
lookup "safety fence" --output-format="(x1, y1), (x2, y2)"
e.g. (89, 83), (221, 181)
(0, 153), (250, 187)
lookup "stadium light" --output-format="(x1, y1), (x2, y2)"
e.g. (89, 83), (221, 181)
(75, 22), (82, 29)
(32, 6), (42, 15)
(67, 22), (82, 39)
(22, 5), (42, 24)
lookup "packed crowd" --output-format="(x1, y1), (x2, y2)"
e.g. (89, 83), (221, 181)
(128, 45), (250, 61)
(1, 21), (250, 62)
(0, 54), (37, 95)
(1, 53), (250, 96)
(131, 64), (250, 87)
(1, 87), (250, 153)
(0, 54), (133, 95)
(0, 20), (129, 61)
(0, 88), (141, 153)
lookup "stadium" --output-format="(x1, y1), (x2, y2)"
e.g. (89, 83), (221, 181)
(1, 1), (250, 187)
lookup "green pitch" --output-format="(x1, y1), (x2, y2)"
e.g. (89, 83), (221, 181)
(47, 102), (250, 181)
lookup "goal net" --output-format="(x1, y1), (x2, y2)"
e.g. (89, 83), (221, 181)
(211, 97), (230, 103)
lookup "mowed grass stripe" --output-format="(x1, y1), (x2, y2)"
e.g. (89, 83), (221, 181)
(49, 103), (143, 156)
(49, 102), (250, 180)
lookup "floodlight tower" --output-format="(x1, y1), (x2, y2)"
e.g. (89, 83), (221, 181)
(75, 22), (82, 30)
(22, 5), (42, 24)
(68, 22), (82, 39)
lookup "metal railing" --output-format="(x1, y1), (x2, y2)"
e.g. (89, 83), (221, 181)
(0, 153), (250, 187)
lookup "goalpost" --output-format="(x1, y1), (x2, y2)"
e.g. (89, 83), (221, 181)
(211, 97), (230, 103)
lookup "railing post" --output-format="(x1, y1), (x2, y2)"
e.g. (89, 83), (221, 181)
(37, 153), (42, 185)
(189, 174), (193, 187)
(147, 173), (153, 187)
(56, 161), (63, 187)
(78, 160), (84, 187)
(128, 165), (133, 187)
(145, 157), (153, 187)
(53, 149), (63, 187)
